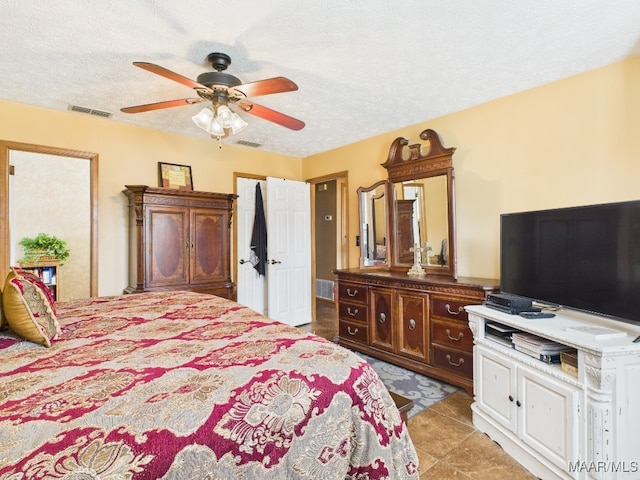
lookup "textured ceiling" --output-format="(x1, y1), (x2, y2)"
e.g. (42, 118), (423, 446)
(2, 1), (639, 158)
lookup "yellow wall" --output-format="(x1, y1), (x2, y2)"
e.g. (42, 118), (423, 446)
(0, 100), (302, 295)
(303, 56), (640, 280)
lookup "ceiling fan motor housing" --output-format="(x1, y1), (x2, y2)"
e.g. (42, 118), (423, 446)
(196, 71), (242, 88)
(198, 52), (243, 88)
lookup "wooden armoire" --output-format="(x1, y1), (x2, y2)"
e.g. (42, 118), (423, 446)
(122, 185), (237, 300)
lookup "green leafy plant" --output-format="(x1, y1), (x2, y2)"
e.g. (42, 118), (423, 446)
(18, 233), (70, 265)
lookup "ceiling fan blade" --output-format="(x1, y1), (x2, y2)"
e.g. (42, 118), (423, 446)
(237, 101), (305, 130)
(132, 62), (210, 91)
(121, 98), (203, 114)
(232, 77), (298, 98)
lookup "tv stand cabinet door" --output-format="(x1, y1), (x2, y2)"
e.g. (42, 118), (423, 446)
(518, 365), (580, 473)
(475, 345), (517, 432)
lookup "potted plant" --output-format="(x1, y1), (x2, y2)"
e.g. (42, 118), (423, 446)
(18, 233), (70, 265)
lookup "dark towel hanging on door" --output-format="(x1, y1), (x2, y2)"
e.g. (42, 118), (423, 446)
(250, 183), (268, 276)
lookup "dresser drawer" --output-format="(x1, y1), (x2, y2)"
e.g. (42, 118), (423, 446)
(338, 282), (368, 304)
(431, 296), (474, 322)
(339, 319), (368, 345)
(431, 318), (474, 350)
(432, 345), (473, 378)
(338, 302), (368, 323)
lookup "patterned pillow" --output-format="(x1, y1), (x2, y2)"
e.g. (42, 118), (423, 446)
(11, 266), (57, 315)
(2, 268), (60, 347)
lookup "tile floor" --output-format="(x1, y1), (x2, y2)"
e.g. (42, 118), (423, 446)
(305, 299), (538, 480)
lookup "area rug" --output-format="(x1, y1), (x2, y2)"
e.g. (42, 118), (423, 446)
(356, 352), (459, 418)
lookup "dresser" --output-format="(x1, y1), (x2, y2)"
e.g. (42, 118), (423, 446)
(122, 185), (238, 300)
(334, 269), (498, 394)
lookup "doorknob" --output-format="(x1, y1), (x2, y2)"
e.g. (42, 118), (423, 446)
(239, 259), (248, 264)
(270, 259), (282, 264)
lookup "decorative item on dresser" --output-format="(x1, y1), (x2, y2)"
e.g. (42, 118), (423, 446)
(334, 269), (498, 394)
(338, 129), (499, 393)
(122, 185), (238, 300)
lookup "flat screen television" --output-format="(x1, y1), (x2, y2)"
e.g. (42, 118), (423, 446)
(500, 200), (640, 324)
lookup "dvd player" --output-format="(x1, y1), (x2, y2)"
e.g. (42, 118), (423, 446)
(484, 302), (540, 315)
(485, 293), (539, 315)
(486, 293), (533, 308)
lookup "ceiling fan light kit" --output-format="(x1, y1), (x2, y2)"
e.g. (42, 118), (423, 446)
(192, 105), (248, 137)
(121, 52), (304, 146)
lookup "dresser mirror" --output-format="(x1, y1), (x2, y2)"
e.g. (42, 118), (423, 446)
(357, 179), (391, 268)
(382, 129), (457, 278)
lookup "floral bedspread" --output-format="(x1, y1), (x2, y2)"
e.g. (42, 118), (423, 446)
(0, 291), (418, 479)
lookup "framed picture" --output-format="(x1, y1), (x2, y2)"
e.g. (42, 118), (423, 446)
(158, 162), (193, 190)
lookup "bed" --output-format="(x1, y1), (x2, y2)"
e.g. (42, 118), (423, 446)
(0, 289), (419, 479)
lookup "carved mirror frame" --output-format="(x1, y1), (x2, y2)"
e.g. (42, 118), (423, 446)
(382, 128), (457, 278)
(357, 179), (391, 268)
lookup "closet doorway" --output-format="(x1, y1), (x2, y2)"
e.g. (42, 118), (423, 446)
(307, 171), (348, 306)
(0, 141), (98, 298)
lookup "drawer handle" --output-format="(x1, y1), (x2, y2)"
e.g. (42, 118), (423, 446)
(347, 307), (359, 316)
(445, 354), (465, 367)
(445, 304), (464, 315)
(347, 288), (358, 297)
(446, 329), (463, 341)
(379, 312), (386, 323)
(347, 326), (359, 336)
(408, 319), (416, 330)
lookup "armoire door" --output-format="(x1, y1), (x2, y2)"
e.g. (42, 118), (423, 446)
(397, 199), (416, 264)
(190, 208), (227, 285)
(146, 206), (189, 288)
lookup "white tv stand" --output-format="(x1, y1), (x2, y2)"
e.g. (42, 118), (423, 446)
(466, 305), (640, 480)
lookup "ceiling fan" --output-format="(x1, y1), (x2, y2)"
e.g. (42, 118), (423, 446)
(121, 52), (305, 139)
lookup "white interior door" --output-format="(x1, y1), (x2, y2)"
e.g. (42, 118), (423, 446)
(236, 177), (267, 315)
(266, 177), (311, 326)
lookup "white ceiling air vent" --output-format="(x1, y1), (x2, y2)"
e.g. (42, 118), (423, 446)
(68, 104), (113, 118)
(236, 140), (262, 148)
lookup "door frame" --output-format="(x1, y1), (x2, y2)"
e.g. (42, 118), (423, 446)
(233, 171), (348, 321)
(306, 171), (349, 310)
(0, 140), (99, 296)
